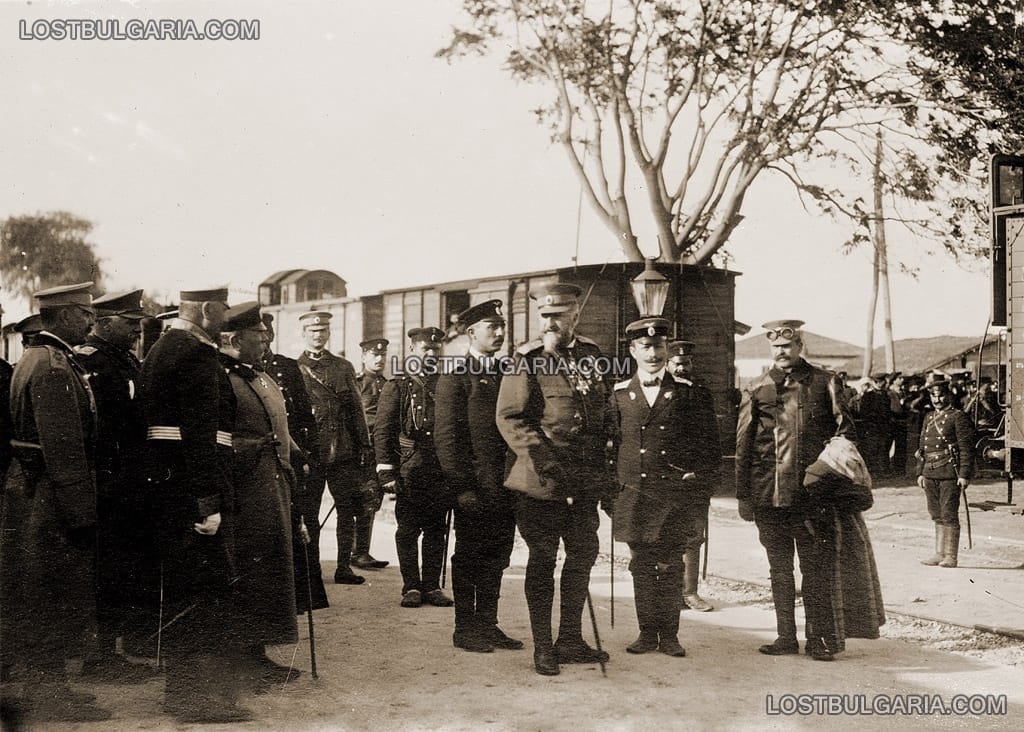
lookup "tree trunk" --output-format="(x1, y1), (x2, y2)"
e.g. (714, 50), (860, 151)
(874, 130), (896, 373)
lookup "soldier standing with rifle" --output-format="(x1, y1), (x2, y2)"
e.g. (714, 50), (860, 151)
(76, 290), (160, 679)
(261, 314), (328, 613)
(297, 311), (374, 585)
(375, 327), (454, 609)
(496, 283), (614, 677)
(353, 338), (391, 570)
(610, 322), (722, 659)
(917, 374), (974, 569)
(435, 300), (523, 654)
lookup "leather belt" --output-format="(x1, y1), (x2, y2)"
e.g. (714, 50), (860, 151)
(147, 426), (233, 447)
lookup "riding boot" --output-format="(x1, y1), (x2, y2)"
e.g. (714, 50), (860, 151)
(920, 524), (944, 566)
(476, 569), (523, 649)
(626, 572), (660, 654)
(939, 525), (960, 568)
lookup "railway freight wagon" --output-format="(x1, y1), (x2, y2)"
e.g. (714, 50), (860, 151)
(258, 262), (740, 456)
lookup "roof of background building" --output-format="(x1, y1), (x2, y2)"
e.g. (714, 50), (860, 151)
(839, 335), (986, 375)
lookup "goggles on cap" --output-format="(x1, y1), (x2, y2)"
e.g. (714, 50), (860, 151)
(765, 327), (799, 342)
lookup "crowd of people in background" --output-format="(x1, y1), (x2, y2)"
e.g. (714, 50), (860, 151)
(835, 369), (1002, 481)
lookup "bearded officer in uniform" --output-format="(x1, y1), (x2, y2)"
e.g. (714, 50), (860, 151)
(260, 313), (328, 613)
(353, 338), (390, 570)
(916, 374), (973, 569)
(496, 283), (614, 676)
(297, 311), (374, 585)
(219, 303), (302, 687)
(140, 286), (251, 723)
(610, 321), (721, 658)
(436, 300), (523, 653)
(375, 327), (454, 608)
(75, 290), (160, 679)
(3, 283), (110, 721)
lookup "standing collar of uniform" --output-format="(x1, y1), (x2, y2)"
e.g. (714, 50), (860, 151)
(169, 318), (217, 349)
(304, 349), (331, 361)
(84, 333), (140, 368)
(637, 366), (667, 384)
(469, 346), (499, 362)
(37, 330), (76, 353)
(219, 352), (258, 380)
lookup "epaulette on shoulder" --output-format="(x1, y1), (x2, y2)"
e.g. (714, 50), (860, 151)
(516, 339), (544, 356)
(670, 374), (693, 385)
(75, 345), (98, 357)
(576, 335), (598, 346)
(613, 379), (631, 391)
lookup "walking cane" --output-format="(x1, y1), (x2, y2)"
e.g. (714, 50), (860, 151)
(961, 485), (973, 549)
(156, 563), (164, 669)
(301, 529), (319, 680)
(701, 517), (709, 581)
(609, 512), (615, 629)
(440, 508), (453, 589)
(568, 498), (606, 677)
(318, 502), (337, 532)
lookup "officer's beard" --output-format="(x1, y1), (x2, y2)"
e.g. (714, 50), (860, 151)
(543, 327), (571, 354)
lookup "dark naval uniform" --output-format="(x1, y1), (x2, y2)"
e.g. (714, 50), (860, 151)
(376, 370), (452, 600)
(140, 320), (240, 712)
(435, 350), (519, 650)
(262, 349), (328, 612)
(77, 334), (159, 650)
(496, 332), (615, 667)
(3, 332), (98, 684)
(917, 385), (973, 568)
(298, 348), (372, 582)
(611, 363), (721, 652)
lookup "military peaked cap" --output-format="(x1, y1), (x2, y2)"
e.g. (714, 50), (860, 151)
(300, 311), (332, 328)
(625, 317), (670, 341)
(531, 283), (583, 315)
(223, 301), (266, 332)
(926, 373), (950, 391)
(156, 309), (178, 321)
(458, 299), (505, 328)
(667, 339), (696, 357)
(93, 289), (146, 319)
(180, 286), (228, 302)
(360, 338), (389, 354)
(261, 312), (274, 325)
(14, 313), (42, 334)
(34, 281), (94, 308)
(762, 319), (805, 345)
(408, 327), (445, 345)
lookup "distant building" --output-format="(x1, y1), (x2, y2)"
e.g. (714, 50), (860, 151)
(735, 330), (860, 389)
(839, 335), (1003, 382)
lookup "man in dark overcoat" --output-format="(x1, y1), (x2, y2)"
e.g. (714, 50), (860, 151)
(297, 310), (374, 585)
(260, 313), (328, 613)
(376, 327), (454, 608)
(495, 283), (615, 677)
(916, 374), (974, 568)
(736, 319), (856, 662)
(610, 320), (721, 658)
(353, 337), (390, 570)
(435, 300), (523, 654)
(220, 303), (301, 686)
(76, 289), (160, 680)
(3, 283), (110, 721)
(140, 286), (251, 723)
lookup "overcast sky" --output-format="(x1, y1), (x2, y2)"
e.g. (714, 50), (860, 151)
(0, 0), (993, 345)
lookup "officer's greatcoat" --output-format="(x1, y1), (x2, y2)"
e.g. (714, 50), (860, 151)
(4, 333), (97, 657)
(222, 356), (298, 646)
(610, 371), (722, 544)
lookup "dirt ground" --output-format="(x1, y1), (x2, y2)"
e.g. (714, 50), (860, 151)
(7, 487), (1024, 731)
